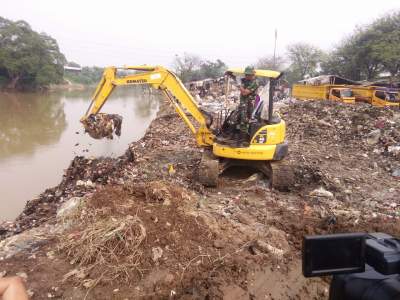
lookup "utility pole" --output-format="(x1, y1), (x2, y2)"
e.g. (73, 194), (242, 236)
(272, 29), (279, 103)
(274, 28), (278, 69)
(273, 28), (277, 69)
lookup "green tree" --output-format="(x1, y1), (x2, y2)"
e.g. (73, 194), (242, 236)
(322, 30), (383, 81)
(172, 53), (202, 82)
(354, 28), (383, 80)
(286, 43), (323, 82)
(172, 54), (227, 82)
(370, 12), (400, 79)
(0, 16), (66, 89)
(198, 59), (227, 79)
(321, 36), (364, 80)
(255, 55), (285, 71)
(321, 11), (400, 81)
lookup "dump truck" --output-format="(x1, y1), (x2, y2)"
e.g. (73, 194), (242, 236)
(350, 86), (400, 107)
(292, 84), (355, 104)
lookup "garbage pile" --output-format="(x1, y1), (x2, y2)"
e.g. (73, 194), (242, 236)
(187, 77), (226, 99)
(61, 156), (122, 186)
(281, 100), (400, 172)
(188, 77), (239, 110)
(81, 113), (123, 139)
(272, 100), (400, 223)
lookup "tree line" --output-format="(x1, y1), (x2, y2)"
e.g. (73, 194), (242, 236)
(64, 62), (103, 85)
(322, 11), (400, 81)
(258, 11), (400, 84)
(172, 54), (227, 83)
(0, 17), (66, 90)
(66, 55), (228, 85)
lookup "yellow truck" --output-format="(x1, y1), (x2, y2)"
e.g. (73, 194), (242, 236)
(350, 86), (400, 107)
(292, 84), (355, 104)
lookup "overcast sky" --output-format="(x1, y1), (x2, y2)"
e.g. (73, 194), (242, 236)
(2, 0), (400, 68)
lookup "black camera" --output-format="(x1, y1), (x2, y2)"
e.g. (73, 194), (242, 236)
(302, 233), (400, 300)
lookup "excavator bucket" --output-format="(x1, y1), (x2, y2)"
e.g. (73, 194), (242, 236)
(81, 113), (123, 140)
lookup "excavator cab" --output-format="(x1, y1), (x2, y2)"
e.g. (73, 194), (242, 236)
(80, 65), (292, 190)
(201, 67), (291, 189)
(215, 68), (287, 158)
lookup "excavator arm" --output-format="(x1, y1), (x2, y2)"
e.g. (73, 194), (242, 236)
(81, 65), (214, 146)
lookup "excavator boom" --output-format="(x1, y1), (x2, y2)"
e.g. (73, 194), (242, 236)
(82, 65), (214, 146)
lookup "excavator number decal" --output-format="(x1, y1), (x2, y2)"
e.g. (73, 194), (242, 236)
(127, 79), (147, 84)
(236, 150), (263, 155)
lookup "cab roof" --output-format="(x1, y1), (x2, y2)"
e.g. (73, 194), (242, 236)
(227, 68), (281, 79)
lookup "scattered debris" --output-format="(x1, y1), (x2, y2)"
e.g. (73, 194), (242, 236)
(366, 129), (381, 145)
(151, 246), (163, 262)
(310, 187), (334, 198)
(0, 226), (57, 259)
(56, 197), (83, 219)
(253, 239), (285, 259)
(388, 145), (400, 158)
(16, 272), (28, 280)
(243, 173), (264, 184)
(46, 251), (56, 260)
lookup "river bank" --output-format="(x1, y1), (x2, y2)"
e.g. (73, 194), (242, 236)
(0, 79), (95, 93)
(0, 88), (159, 221)
(0, 98), (399, 299)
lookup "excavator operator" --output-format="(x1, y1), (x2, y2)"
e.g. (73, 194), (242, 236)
(237, 66), (259, 146)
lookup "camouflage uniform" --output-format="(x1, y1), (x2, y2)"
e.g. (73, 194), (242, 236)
(238, 77), (259, 133)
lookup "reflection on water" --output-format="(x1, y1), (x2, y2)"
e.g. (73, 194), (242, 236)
(0, 93), (66, 159)
(0, 87), (159, 221)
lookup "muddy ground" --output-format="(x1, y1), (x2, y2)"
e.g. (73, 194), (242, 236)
(0, 99), (399, 299)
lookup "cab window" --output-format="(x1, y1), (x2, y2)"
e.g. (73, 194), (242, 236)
(375, 90), (386, 100)
(340, 89), (353, 97)
(331, 89), (341, 98)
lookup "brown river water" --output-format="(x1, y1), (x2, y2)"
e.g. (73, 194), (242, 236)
(0, 87), (159, 221)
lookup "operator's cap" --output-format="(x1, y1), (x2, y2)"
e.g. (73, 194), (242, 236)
(244, 66), (256, 75)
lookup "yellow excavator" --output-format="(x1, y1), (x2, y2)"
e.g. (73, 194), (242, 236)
(81, 65), (293, 189)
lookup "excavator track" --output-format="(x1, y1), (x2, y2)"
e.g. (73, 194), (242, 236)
(269, 160), (295, 191)
(197, 151), (219, 187)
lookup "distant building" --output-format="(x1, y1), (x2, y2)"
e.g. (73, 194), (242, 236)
(298, 75), (358, 86)
(64, 66), (82, 72)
